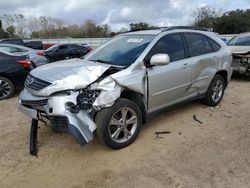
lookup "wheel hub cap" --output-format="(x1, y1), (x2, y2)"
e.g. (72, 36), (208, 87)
(109, 107), (138, 143)
(212, 80), (223, 103)
(0, 80), (11, 98)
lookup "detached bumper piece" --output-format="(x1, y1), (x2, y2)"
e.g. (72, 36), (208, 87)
(30, 119), (38, 156)
(48, 114), (94, 145)
(18, 89), (97, 155)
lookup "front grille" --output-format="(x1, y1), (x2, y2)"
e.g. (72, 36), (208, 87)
(25, 74), (52, 91)
(21, 99), (48, 106)
(49, 116), (69, 132)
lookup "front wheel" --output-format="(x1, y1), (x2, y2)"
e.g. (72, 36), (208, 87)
(203, 74), (225, 106)
(95, 98), (142, 149)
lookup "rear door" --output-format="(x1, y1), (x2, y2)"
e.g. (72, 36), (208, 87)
(146, 33), (192, 112)
(184, 33), (221, 94)
(53, 44), (69, 61)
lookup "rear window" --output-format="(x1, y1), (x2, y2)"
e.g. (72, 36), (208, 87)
(207, 38), (221, 51)
(203, 37), (214, 53)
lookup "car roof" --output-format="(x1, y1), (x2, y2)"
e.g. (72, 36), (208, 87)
(0, 43), (33, 51)
(121, 27), (214, 36)
(0, 49), (26, 57)
(123, 29), (162, 35)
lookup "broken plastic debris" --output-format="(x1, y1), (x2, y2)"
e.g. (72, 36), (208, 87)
(193, 114), (203, 124)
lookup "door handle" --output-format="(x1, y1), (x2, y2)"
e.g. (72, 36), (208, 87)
(212, 56), (217, 60)
(183, 63), (190, 68)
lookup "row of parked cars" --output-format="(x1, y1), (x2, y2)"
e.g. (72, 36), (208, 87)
(0, 27), (249, 152)
(0, 40), (92, 100)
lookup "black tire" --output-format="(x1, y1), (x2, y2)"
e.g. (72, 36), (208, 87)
(203, 74), (225, 106)
(0, 76), (15, 100)
(95, 98), (142, 149)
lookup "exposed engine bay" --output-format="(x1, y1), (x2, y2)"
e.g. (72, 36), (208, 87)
(232, 52), (250, 76)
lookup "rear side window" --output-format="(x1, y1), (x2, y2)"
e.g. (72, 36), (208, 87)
(69, 44), (81, 50)
(207, 38), (221, 52)
(203, 37), (214, 53)
(185, 33), (206, 57)
(146, 33), (186, 62)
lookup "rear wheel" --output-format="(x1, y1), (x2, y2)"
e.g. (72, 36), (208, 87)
(0, 77), (14, 100)
(203, 74), (225, 106)
(95, 98), (142, 149)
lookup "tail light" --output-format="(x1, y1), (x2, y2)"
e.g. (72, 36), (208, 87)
(37, 51), (45, 56)
(16, 60), (31, 68)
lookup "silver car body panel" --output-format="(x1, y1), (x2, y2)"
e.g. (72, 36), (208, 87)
(18, 29), (232, 145)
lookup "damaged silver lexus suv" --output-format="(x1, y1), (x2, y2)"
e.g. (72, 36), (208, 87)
(18, 27), (232, 150)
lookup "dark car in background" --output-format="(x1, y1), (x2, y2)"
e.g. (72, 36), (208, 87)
(44, 43), (92, 62)
(0, 51), (32, 100)
(25, 40), (43, 50)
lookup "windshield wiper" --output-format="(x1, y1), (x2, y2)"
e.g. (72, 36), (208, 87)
(90, 59), (111, 64)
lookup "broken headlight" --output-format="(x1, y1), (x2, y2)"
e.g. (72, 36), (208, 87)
(77, 88), (100, 112)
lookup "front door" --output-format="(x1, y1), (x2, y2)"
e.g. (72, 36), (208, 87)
(145, 33), (191, 112)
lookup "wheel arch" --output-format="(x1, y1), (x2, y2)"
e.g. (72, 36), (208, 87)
(120, 89), (147, 123)
(215, 70), (228, 87)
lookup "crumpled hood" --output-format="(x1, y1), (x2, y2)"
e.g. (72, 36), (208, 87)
(29, 59), (112, 96)
(228, 46), (250, 54)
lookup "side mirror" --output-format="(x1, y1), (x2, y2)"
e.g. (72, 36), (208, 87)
(150, 54), (170, 66)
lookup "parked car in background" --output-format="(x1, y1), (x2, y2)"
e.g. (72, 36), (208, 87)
(227, 32), (250, 76)
(25, 40), (43, 50)
(44, 43), (92, 62)
(0, 38), (25, 46)
(0, 44), (48, 67)
(43, 43), (56, 50)
(19, 27), (232, 150)
(0, 51), (32, 100)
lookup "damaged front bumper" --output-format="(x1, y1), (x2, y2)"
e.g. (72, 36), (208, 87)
(18, 89), (97, 145)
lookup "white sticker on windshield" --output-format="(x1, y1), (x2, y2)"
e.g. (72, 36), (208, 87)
(127, 38), (144, 43)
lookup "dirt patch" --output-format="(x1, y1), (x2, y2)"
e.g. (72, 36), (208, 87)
(0, 78), (249, 188)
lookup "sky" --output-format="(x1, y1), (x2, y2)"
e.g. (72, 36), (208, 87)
(0, 0), (250, 31)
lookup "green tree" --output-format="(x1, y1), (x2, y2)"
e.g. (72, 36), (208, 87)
(192, 6), (221, 30)
(213, 9), (250, 34)
(129, 22), (154, 31)
(6, 26), (16, 37)
(0, 19), (10, 38)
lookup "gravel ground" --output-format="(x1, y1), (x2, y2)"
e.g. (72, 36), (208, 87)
(0, 77), (249, 188)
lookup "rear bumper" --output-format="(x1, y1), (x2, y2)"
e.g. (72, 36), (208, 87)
(18, 89), (97, 145)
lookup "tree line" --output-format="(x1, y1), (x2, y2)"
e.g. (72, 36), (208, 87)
(192, 6), (250, 34)
(0, 7), (250, 39)
(0, 14), (113, 39)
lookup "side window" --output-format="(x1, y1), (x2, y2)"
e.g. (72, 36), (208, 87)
(57, 45), (68, 51)
(208, 38), (221, 52)
(185, 33), (206, 57)
(146, 34), (185, 63)
(203, 37), (213, 53)
(0, 46), (12, 53)
(69, 44), (80, 50)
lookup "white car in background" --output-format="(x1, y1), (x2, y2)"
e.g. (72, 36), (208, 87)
(227, 32), (250, 76)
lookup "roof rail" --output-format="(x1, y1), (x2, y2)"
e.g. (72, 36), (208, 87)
(161, 26), (210, 32)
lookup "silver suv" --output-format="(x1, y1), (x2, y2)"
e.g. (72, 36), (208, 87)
(18, 27), (232, 149)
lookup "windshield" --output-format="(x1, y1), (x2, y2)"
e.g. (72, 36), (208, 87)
(227, 35), (250, 46)
(88, 34), (154, 66)
(46, 44), (59, 51)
